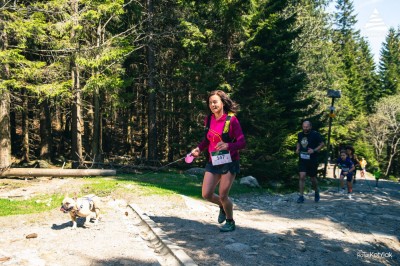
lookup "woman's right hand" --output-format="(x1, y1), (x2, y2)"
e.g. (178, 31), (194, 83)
(191, 147), (200, 157)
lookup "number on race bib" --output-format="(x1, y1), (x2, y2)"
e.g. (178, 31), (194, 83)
(211, 150), (232, 166)
(300, 152), (310, 160)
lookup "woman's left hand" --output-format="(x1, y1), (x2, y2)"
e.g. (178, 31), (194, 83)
(215, 141), (229, 151)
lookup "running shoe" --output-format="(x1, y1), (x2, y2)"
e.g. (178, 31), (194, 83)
(314, 191), (320, 202)
(340, 189), (345, 194)
(220, 220), (235, 232)
(218, 207), (226, 224)
(297, 195), (305, 203)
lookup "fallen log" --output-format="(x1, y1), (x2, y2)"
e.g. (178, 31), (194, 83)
(0, 168), (116, 177)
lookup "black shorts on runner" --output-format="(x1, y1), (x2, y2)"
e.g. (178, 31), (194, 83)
(205, 160), (240, 175)
(298, 159), (318, 177)
(341, 172), (353, 182)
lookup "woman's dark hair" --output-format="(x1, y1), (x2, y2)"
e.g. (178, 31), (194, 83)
(207, 90), (239, 114)
(345, 145), (355, 154)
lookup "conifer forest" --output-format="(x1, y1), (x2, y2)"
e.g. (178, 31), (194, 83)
(1, 0), (400, 183)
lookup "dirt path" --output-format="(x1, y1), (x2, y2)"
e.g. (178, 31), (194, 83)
(0, 171), (399, 266)
(139, 172), (400, 266)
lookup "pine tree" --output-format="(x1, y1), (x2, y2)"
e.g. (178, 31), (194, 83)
(379, 27), (400, 97)
(331, 0), (379, 148)
(236, 0), (308, 179)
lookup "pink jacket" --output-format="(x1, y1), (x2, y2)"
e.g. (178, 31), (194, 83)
(198, 113), (246, 161)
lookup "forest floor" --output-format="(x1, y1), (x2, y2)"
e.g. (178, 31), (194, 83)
(0, 165), (399, 266)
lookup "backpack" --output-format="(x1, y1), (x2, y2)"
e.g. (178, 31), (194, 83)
(205, 113), (234, 143)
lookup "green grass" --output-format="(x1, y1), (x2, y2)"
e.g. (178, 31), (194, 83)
(0, 170), (342, 217)
(82, 170), (262, 199)
(1, 170), (342, 217)
(0, 170), (263, 216)
(0, 194), (64, 216)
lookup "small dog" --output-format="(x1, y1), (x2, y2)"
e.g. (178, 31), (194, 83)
(60, 194), (100, 229)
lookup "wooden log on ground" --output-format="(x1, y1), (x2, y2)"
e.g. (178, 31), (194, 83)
(0, 168), (116, 177)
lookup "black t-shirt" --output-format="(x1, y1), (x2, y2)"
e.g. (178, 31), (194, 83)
(297, 130), (324, 160)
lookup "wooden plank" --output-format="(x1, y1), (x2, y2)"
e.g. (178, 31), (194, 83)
(0, 168), (116, 177)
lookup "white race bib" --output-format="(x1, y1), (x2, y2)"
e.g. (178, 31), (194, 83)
(211, 150), (232, 166)
(300, 152), (310, 160)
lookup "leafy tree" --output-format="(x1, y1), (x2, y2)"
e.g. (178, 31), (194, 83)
(368, 94), (400, 176)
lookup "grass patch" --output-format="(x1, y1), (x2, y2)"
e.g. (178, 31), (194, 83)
(0, 194), (64, 217)
(113, 171), (263, 198)
(79, 171), (262, 199)
(0, 170), (266, 217)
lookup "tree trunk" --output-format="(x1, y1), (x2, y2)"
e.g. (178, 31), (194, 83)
(91, 21), (102, 163)
(70, 0), (83, 168)
(71, 65), (83, 167)
(39, 99), (53, 160)
(0, 168), (116, 177)
(92, 87), (102, 162)
(0, 91), (11, 168)
(147, 0), (157, 162)
(0, 26), (11, 168)
(10, 108), (17, 155)
(84, 100), (93, 157)
(21, 89), (30, 162)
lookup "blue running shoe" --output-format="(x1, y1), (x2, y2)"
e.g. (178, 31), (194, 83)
(297, 195), (305, 203)
(314, 191), (320, 202)
(218, 207), (226, 224)
(220, 220), (235, 232)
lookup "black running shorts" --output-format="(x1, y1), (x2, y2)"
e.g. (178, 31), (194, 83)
(205, 160), (240, 175)
(298, 159), (318, 177)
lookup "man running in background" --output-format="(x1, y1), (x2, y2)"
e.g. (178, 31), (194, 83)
(296, 121), (325, 203)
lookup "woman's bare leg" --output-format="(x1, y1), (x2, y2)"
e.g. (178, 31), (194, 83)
(202, 171), (222, 206)
(218, 172), (236, 219)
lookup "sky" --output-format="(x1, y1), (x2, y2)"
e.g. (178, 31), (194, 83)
(349, 0), (400, 64)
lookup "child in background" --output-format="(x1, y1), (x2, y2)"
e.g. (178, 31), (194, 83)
(360, 157), (367, 177)
(346, 146), (360, 184)
(333, 150), (355, 199)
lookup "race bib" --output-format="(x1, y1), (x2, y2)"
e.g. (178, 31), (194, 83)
(211, 150), (232, 166)
(300, 152), (310, 160)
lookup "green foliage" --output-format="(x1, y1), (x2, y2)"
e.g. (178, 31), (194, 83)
(367, 94), (400, 176)
(1, 0), (399, 190)
(379, 27), (400, 96)
(236, 0), (308, 182)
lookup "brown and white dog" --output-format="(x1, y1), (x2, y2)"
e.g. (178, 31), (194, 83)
(60, 194), (100, 229)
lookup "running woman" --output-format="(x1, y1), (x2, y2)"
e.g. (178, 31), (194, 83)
(190, 90), (246, 232)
